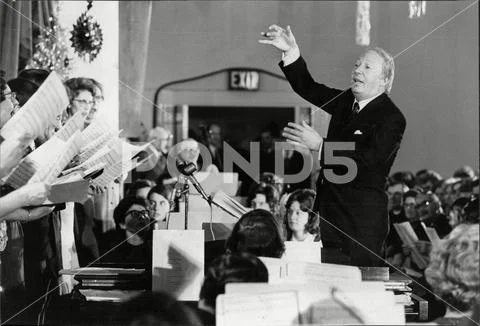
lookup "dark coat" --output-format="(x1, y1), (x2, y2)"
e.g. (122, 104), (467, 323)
(280, 56), (406, 266)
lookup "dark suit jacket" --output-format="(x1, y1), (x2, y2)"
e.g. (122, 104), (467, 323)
(280, 56), (406, 190)
(280, 56), (406, 265)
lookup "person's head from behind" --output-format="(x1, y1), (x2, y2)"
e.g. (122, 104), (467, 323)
(1, 70), (19, 128)
(415, 169), (442, 193)
(226, 209), (285, 258)
(403, 189), (419, 220)
(147, 184), (172, 222)
(389, 171), (415, 189)
(199, 252), (268, 314)
(84, 78), (103, 126)
(125, 291), (202, 326)
(284, 189), (318, 240)
(127, 179), (154, 199)
(454, 166), (476, 180)
(425, 224), (480, 313)
(148, 126), (172, 154)
(65, 77), (96, 119)
(7, 68), (49, 107)
(351, 47), (394, 101)
(113, 196), (153, 244)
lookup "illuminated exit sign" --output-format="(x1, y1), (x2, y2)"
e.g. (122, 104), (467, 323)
(229, 69), (260, 91)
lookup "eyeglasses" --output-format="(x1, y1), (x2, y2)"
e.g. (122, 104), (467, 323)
(124, 210), (151, 221)
(73, 98), (95, 106)
(94, 95), (104, 103)
(3, 91), (16, 101)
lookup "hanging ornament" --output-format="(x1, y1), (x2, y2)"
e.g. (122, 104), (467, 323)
(25, 14), (73, 79)
(70, 0), (103, 63)
(409, 1), (426, 19)
(356, 1), (371, 46)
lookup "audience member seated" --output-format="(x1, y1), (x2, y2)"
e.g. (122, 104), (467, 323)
(463, 195), (479, 224)
(226, 209), (285, 258)
(425, 223), (480, 324)
(134, 126), (173, 183)
(147, 183), (172, 228)
(198, 252), (269, 325)
(122, 291), (202, 326)
(386, 180), (409, 222)
(100, 196), (154, 267)
(126, 179), (154, 199)
(416, 169), (443, 193)
(448, 197), (470, 228)
(417, 191), (452, 238)
(389, 171), (416, 188)
(453, 165), (476, 180)
(247, 182), (281, 219)
(284, 189), (321, 243)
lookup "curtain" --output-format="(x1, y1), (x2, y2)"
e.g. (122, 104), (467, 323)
(0, 0), (53, 79)
(119, 1), (152, 138)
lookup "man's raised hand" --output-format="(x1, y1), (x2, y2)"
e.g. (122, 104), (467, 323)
(283, 121), (323, 152)
(259, 25), (298, 53)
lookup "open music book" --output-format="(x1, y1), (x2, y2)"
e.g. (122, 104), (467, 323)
(211, 190), (249, 219)
(216, 287), (404, 325)
(393, 222), (428, 269)
(4, 131), (85, 189)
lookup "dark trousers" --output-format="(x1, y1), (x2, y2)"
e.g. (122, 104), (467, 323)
(316, 182), (389, 267)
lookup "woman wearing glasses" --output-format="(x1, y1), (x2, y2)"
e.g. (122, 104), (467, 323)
(99, 196), (154, 266)
(65, 77), (96, 125)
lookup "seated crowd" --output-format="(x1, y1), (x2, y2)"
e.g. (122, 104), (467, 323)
(0, 68), (478, 325)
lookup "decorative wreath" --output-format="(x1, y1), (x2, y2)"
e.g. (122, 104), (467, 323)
(70, 1), (103, 62)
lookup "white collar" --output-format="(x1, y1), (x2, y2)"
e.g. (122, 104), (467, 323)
(354, 92), (383, 112)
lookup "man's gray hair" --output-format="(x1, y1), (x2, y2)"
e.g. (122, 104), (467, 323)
(370, 47), (395, 94)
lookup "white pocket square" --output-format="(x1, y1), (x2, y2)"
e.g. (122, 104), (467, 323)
(354, 130), (363, 135)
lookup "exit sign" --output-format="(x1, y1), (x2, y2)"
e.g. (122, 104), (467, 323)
(229, 69), (260, 91)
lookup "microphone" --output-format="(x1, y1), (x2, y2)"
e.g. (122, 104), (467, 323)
(178, 162), (211, 204)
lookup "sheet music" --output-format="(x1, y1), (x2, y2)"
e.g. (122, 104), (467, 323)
(4, 136), (65, 188)
(283, 241), (322, 263)
(212, 190), (249, 218)
(55, 111), (85, 141)
(216, 291), (301, 326)
(225, 281), (386, 296)
(300, 289), (403, 325)
(81, 118), (117, 144)
(30, 131), (84, 185)
(0, 72), (69, 140)
(152, 230), (204, 301)
(78, 130), (118, 164)
(393, 222), (428, 268)
(285, 262), (362, 283)
(421, 222), (441, 246)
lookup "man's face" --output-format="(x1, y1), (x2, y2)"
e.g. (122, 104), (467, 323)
(404, 197), (417, 219)
(208, 125), (222, 148)
(351, 50), (387, 101)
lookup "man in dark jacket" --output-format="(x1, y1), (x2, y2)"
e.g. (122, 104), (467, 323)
(260, 25), (406, 266)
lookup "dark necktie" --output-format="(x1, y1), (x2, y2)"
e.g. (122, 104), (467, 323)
(348, 101), (360, 122)
(352, 101), (360, 115)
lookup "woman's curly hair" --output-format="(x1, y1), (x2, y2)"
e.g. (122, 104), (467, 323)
(425, 223), (480, 312)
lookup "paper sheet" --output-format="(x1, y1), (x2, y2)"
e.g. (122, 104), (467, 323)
(5, 136), (66, 188)
(283, 241), (322, 263)
(216, 291), (301, 326)
(0, 71), (69, 140)
(55, 111), (85, 141)
(152, 230), (204, 301)
(29, 131), (84, 185)
(285, 262), (363, 283)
